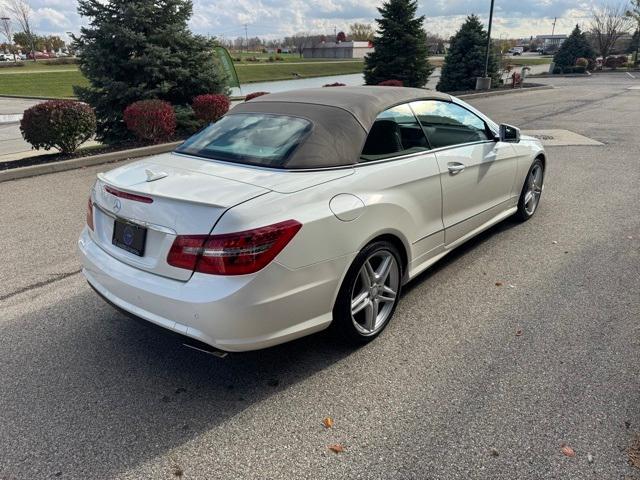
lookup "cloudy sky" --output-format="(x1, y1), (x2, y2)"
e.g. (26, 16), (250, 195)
(3, 0), (598, 41)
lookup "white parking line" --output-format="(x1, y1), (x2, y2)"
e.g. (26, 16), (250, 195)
(627, 72), (636, 79)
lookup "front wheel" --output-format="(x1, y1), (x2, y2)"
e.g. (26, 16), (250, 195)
(515, 158), (544, 222)
(331, 241), (402, 344)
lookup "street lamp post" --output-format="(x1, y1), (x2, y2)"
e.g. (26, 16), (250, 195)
(476, 0), (496, 90)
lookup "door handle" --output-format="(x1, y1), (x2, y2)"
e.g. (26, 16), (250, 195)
(447, 162), (466, 174)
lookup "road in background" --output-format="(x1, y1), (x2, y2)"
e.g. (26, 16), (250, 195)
(1, 74), (639, 480)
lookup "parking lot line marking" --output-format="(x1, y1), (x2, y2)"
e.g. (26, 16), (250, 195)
(627, 72), (636, 79)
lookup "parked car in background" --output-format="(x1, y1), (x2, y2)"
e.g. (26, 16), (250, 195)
(508, 47), (524, 56)
(79, 87), (546, 355)
(27, 51), (51, 60)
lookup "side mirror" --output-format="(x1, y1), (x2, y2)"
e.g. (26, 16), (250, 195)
(499, 124), (520, 143)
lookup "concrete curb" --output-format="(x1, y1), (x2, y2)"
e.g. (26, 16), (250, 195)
(457, 84), (553, 99)
(0, 94), (72, 101)
(0, 141), (182, 183)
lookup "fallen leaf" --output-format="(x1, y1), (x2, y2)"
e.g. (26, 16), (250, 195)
(489, 448), (499, 457)
(552, 240), (558, 244)
(328, 443), (345, 453)
(495, 282), (503, 287)
(561, 445), (576, 457)
(515, 329), (523, 336)
(322, 417), (334, 429)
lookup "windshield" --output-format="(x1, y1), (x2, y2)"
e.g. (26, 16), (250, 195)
(176, 113), (312, 168)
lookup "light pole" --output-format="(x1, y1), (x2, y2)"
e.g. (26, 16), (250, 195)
(476, 0), (496, 90)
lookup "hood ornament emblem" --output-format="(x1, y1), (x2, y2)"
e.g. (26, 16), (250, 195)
(145, 169), (168, 182)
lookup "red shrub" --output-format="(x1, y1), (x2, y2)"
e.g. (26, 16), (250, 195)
(192, 94), (230, 123)
(604, 55), (627, 69)
(20, 100), (96, 154)
(378, 80), (404, 87)
(575, 57), (589, 68)
(123, 100), (176, 143)
(245, 91), (270, 101)
(323, 82), (346, 87)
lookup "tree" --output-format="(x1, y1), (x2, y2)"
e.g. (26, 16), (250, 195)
(0, 15), (17, 60)
(349, 22), (374, 41)
(364, 0), (433, 87)
(437, 15), (499, 92)
(336, 31), (347, 43)
(6, 0), (36, 61)
(553, 24), (596, 69)
(75, 0), (228, 143)
(590, 4), (633, 59)
(627, 0), (640, 62)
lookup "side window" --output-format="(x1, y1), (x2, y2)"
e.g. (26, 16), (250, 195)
(410, 100), (490, 149)
(360, 104), (429, 162)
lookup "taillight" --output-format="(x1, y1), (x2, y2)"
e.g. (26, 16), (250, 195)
(86, 197), (94, 230)
(167, 220), (302, 276)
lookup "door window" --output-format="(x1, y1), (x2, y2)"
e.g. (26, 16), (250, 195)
(410, 101), (490, 149)
(360, 104), (430, 162)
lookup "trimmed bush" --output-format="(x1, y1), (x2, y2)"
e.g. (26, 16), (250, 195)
(20, 100), (96, 154)
(192, 94), (230, 123)
(378, 79), (404, 86)
(575, 57), (589, 68)
(45, 57), (79, 66)
(553, 66), (562, 74)
(604, 55), (627, 69)
(0, 61), (25, 69)
(323, 82), (346, 87)
(123, 100), (176, 142)
(245, 91), (269, 101)
(573, 66), (586, 74)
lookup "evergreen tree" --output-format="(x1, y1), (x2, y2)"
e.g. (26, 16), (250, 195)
(75, 0), (228, 142)
(553, 25), (595, 69)
(363, 0), (433, 87)
(437, 15), (499, 92)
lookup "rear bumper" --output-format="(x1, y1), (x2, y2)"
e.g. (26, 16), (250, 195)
(78, 228), (354, 352)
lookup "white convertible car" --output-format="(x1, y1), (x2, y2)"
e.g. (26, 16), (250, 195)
(79, 87), (546, 355)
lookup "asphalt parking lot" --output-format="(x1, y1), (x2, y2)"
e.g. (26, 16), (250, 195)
(1, 74), (639, 479)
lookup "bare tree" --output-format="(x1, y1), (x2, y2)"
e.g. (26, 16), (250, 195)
(6, 0), (36, 61)
(590, 3), (634, 58)
(0, 14), (16, 60)
(349, 23), (374, 41)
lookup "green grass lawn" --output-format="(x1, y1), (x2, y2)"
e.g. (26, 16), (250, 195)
(235, 60), (364, 83)
(0, 60), (365, 97)
(0, 70), (88, 98)
(506, 57), (553, 66)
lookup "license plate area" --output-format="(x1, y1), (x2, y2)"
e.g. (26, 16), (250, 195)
(112, 218), (147, 257)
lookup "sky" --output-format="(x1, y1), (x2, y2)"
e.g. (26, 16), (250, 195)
(1, 0), (599, 42)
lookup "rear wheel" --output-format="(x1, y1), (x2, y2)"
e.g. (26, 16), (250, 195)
(515, 158), (544, 221)
(332, 241), (402, 344)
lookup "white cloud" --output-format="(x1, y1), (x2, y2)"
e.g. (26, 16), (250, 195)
(3, 0), (595, 40)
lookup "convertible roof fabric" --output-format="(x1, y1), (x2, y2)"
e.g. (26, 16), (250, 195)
(229, 86), (452, 169)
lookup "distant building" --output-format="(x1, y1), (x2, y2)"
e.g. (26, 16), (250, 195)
(303, 41), (374, 59)
(535, 34), (568, 51)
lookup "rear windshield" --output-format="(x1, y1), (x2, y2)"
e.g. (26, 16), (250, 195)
(176, 113), (312, 168)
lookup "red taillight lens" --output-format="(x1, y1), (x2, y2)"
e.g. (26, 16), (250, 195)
(167, 220), (302, 276)
(86, 197), (94, 230)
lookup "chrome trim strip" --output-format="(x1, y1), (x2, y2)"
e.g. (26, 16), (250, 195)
(93, 202), (176, 235)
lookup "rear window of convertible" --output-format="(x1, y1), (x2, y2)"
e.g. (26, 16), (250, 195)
(176, 113), (312, 168)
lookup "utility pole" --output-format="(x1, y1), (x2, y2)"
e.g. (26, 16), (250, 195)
(551, 17), (557, 36)
(476, 0), (496, 90)
(244, 24), (248, 53)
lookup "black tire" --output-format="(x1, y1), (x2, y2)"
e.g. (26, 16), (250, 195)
(515, 158), (545, 222)
(331, 240), (403, 345)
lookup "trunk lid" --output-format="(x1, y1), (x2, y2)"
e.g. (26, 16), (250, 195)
(91, 159), (270, 281)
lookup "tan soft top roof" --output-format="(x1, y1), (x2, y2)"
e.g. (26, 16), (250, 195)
(229, 86), (452, 169)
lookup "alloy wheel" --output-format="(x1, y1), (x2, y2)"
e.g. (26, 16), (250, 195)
(524, 164), (543, 216)
(350, 250), (400, 336)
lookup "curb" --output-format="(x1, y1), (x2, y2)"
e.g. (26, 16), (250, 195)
(0, 94), (73, 101)
(457, 84), (553, 99)
(0, 141), (182, 183)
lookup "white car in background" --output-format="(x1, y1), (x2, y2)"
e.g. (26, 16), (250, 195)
(79, 87), (546, 355)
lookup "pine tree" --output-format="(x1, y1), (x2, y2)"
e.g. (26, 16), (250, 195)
(363, 0), (433, 87)
(553, 25), (596, 69)
(75, 0), (228, 142)
(437, 15), (499, 92)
